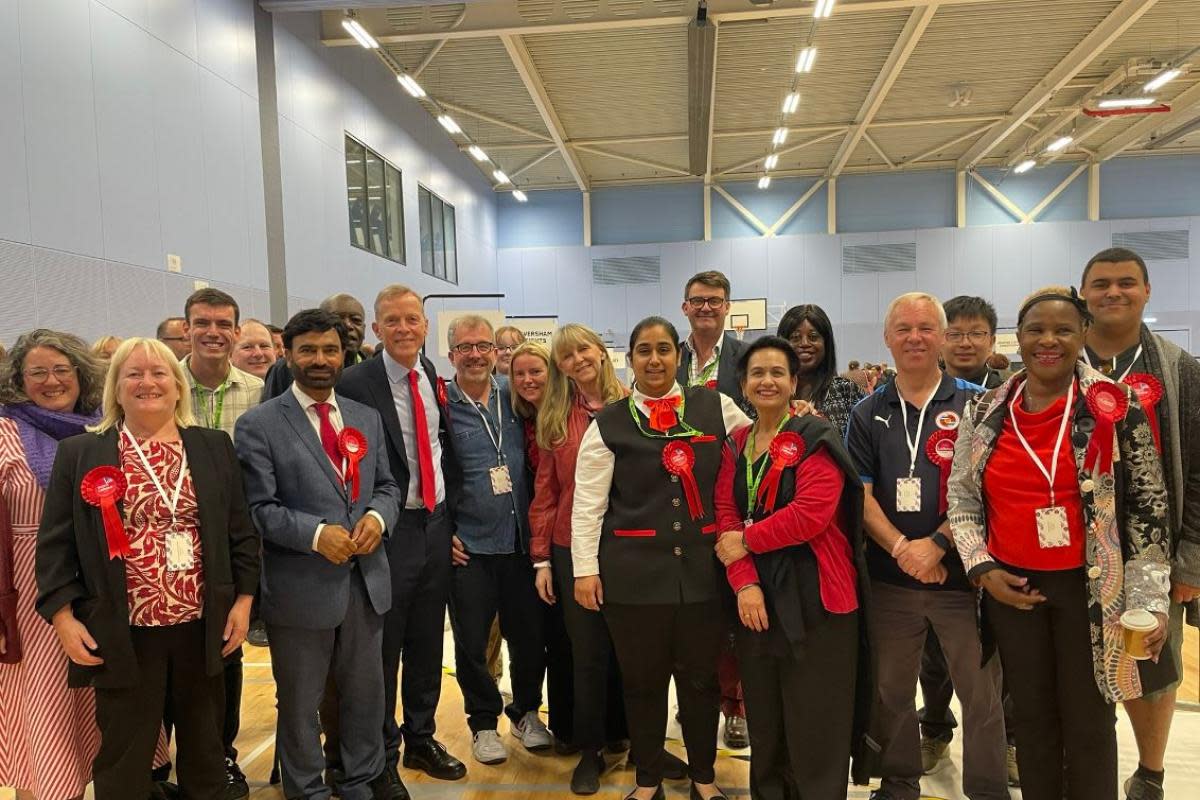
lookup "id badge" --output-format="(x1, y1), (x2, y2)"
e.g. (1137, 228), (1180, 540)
(896, 477), (922, 512)
(1035, 506), (1071, 549)
(489, 465), (513, 496)
(165, 530), (195, 572)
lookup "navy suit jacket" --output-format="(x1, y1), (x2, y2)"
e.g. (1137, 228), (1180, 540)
(234, 389), (401, 629)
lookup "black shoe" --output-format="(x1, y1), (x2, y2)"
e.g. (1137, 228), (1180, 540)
(690, 784), (729, 800)
(223, 758), (249, 799)
(246, 619), (269, 647)
(555, 737), (582, 756)
(605, 738), (631, 754)
(369, 766), (411, 800)
(148, 781), (180, 800)
(869, 791), (898, 800)
(571, 749), (605, 795)
(623, 786), (665, 800)
(403, 738), (467, 780)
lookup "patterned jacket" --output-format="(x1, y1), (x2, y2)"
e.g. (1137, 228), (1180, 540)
(947, 362), (1171, 703)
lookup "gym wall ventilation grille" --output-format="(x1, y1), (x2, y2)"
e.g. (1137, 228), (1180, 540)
(1111, 230), (1189, 261)
(842, 242), (917, 275)
(592, 255), (661, 285)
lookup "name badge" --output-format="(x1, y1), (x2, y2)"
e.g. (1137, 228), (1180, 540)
(1035, 506), (1071, 549)
(896, 477), (922, 513)
(489, 465), (513, 496)
(166, 530), (195, 572)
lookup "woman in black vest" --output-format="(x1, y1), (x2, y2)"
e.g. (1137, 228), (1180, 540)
(713, 336), (874, 799)
(571, 317), (751, 800)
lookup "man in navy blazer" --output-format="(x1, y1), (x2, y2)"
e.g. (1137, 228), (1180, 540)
(236, 310), (402, 800)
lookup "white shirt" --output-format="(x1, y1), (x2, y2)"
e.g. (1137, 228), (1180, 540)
(290, 382), (387, 551)
(570, 381), (751, 577)
(684, 336), (722, 388)
(382, 350), (447, 509)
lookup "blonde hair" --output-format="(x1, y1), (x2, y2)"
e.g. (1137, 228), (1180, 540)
(537, 324), (625, 450)
(883, 291), (947, 331)
(91, 335), (123, 359)
(508, 341), (551, 420)
(495, 325), (527, 346)
(89, 337), (196, 433)
(373, 284), (422, 318)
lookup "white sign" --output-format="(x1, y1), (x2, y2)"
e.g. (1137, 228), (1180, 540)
(507, 317), (558, 348)
(994, 331), (1019, 355)
(435, 309), (506, 358)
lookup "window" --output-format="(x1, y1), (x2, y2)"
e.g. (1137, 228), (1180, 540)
(418, 185), (458, 283)
(345, 134), (405, 264)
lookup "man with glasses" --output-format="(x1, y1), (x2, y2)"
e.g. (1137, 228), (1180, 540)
(441, 315), (550, 766)
(940, 296), (1004, 390)
(156, 316), (191, 360)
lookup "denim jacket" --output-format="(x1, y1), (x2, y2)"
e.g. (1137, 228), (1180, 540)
(443, 376), (530, 554)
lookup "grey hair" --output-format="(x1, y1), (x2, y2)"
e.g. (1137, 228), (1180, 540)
(373, 284), (422, 317)
(0, 329), (106, 413)
(883, 292), (948, 331)
(447, 315), (495, 348)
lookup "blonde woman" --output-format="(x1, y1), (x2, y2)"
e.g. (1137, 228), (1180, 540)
(494, 325), (527, 376)
(36, 338), (259, 800)
(90, 336), (122, 364)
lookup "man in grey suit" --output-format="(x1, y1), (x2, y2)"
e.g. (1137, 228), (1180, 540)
(236, 309), (403, 800)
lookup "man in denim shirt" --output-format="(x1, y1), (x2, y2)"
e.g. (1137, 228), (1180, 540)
(442, 315), (550, 766)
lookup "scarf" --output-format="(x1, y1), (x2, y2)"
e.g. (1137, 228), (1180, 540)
(0, 403), (100, 488)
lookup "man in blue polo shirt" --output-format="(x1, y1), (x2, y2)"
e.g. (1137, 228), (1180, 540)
(845, 292), (1008, 800)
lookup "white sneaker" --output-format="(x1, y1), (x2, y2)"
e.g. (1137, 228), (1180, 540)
(511, 710), (553, 751)
(472, 729), (508, 765)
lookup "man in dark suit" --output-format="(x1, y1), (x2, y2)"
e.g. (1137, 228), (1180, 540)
(235, 309), (402, 800)
(338, 285), (467, 792)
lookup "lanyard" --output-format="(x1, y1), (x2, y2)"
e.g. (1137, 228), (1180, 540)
(193, 382), (228, 430)
(469, 378), (504, 463)
(1082, 344), (1142, 383)
(626, 390), (705, 439)
(691, 356), (719, 388)
(896, 383), (936, 478)
(121, 426), (188, 523)
(1008, 380), (1074, 506)
(744, 414), (790, 511)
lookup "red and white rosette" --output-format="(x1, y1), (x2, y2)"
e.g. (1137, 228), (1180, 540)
(1123, 372), (1163, 455)
(662, 440), (704, 520)
(338, 427), (368, 502)
(1083, 382), (1128, 475)
(81, 466), (131, 560)
(925, 429), (958, 515)
(759, 431), (806, 512)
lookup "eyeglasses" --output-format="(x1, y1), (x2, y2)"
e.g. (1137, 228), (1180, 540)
(451, 342), (495, 355)
(159, 336), (187, 343)
(788, 331), (824, 346)
(945, 330), (992, 344)
(685, 297), (728, 310)
(495, 345), (516, 355)
(23, 366), (77, 384)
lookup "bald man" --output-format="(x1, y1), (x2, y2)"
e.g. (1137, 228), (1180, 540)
(232, 319), (277, 379)
(261, 294), (369, 401)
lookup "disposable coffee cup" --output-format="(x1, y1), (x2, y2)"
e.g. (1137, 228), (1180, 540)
(1121, 608), (1158, 660)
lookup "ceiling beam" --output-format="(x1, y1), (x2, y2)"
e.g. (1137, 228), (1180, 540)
(1095, 81), (1200, 160)
(898, 122), (994, 167)
(688, 17), (718, 176)
(572, 145), (691, 177)
(826, 4), (938, 178)
(957, 0), (1161, 169)
(863, 132), (896, 169)
(717, 129), (848, 176)
(435, 99), (553, 142)
(509, 148), (560, 179)
(411, 40), (447, 79)
(500, 34), (589, 191)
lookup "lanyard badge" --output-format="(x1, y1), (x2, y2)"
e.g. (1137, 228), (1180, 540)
(1009, 381), (1075, 549)
(895, 385), (936, 513)
(122, 428), (194, 571)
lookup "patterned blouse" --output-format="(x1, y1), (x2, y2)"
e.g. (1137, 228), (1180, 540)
(119, 436), (205, 626)
(815, 376), (867, 439)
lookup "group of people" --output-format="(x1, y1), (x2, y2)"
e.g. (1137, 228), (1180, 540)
(0, 246), (1196, 800)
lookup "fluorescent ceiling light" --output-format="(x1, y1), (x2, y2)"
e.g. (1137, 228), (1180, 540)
(796, 47), (817, 73)
(758, 176), (771, 189)
(437, 115), (462, 134)
(1045, 135), (1073, 153)
(764, 153), (779, 169)
(397, 74), (426, 98)
(468, 145), (489, 162)
(1096, 96), (1156, 109)
(782, 92), (800, 114)
(814, 0), (836, 18)
(1014, 159), (1036, 174)
(1144, 68), (1181, 93)
(772, 127), (788, 146)
(493, 169), (510, 184)
(341, 18), (378, 49)
(512, 190), (528, 203)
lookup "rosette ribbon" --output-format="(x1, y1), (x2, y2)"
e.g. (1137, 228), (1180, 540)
(662, 440), (704, 520)
(759, 432), (805, 512)
(1124, 373), (1163, 455)
(338, 427), (368, 502)
(1083, 382), (1128, 475)
(81, 466), (131, 560)
(925, 429), (958, 515)
(436, 377), (449, 409)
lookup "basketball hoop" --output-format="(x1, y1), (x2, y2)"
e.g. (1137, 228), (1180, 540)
(731, 313), (750, 341)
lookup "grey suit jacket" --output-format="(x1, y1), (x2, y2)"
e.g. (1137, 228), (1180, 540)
(234, 389), (401, 629)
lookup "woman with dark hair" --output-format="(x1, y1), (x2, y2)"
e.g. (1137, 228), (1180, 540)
(777, 305), (865, 437)
(571, 316), (751, 800)
(712, 335), (874, 799)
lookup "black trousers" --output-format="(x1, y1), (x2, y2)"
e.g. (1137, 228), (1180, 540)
(95, 622), (226, 800)
(543, 587), (575, 743)
(604, 600), (722, 788)
(448, 552), (547, 732)
(554, 544), (628, 750)
(222, 653), (243, 759)
(985, 566), (1116, 800)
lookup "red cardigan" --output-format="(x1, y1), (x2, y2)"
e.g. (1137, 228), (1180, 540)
(528, 396), (595, 562)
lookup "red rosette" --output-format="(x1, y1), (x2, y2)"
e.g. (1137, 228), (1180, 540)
(1124, 372), (1163, 455)
(662, 440), (704, 520)
(338, 427), (368, 502)
(81, 466), (131, 560)
(925, 429), (958, 515)
(436, 377), (449, 408)
(759, 432), (806, 512)
(1083, 382), (1128, 476)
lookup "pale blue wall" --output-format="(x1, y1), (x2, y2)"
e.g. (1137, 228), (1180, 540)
(968, 163), (1089, 225)
(591, 183), (703, 245)
(713, 178), (828, 239)
(1101, 155), (1200, 220)
(497, 189), (582, 248)
(838, 171), (955, 232)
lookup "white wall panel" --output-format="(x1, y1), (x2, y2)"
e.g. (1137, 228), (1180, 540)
(521, 249), (558, 315)
(766, 236), (804, 313)
(695, 239), (732, 276)
(554, 247), (592, 328)
(148, 0), (196, 61)
(196, 0), (255, 98)
(97, 0), (147, 27)
(279, 120), (323, 295)
(0, 0), (31, 244)
(591, 285), (628, 347)
(496, 249), (524, 316)
(626, 283), (664, 337)
(242, 93), (268, 289)
(952, 227), (993, 300)
(1147, 260), (1189, 313)
(34, 249), (109, 340)
(990, 225), (1031, 315)
(200, 69), (251, 286)
(1028, 222), (1072, 298)
(842, 273), (879, 325)
(876, 271), (917, 321)
(1065, 221), (1112, 274)
(731, 238), (768, 300)
(0, 242), (36, 347)
(801, 234), (842, 316)
(105, 261), (165, 338)
(915, 228), (953, 295)
(658, 241), (695, 332)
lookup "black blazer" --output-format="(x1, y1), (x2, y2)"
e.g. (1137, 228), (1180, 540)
(35, 426), (260, 689)
(338, 353), (460, 512)
(676, 332), (749, 409)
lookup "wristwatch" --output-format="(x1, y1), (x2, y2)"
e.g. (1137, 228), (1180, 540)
(930, 532), (952, 552)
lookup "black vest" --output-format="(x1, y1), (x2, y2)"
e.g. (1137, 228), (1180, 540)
(594, 387), (728, 605)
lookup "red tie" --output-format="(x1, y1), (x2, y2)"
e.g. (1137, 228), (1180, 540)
(313, 402), (342, 475)
(645, 396), (681, 433)
(408, 369), (438, 511)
